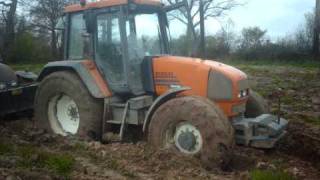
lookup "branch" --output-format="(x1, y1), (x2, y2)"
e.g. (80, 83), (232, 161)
(0, 1), (11, 6)
(168, 13), (188, 25)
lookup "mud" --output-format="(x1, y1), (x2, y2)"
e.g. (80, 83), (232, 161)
(241, 65), (320, 169)
(0, 65), (320, 180)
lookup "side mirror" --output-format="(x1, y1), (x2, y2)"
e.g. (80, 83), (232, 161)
(84, 10), (96, 33)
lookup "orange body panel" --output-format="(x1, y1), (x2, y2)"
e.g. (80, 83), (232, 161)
(81, 60), (112, 97)
(65, 0), (161, 13)
(153, 56), (210, 96)
(153, 56), (248, 117)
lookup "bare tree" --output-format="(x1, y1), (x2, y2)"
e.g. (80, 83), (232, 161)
(314, 0), (320, 58)
(165, 0), (241, 37)
(30, 0), (76, 59)
(295, 12), (314, 53)
(240, 27), (267, 50)
(0, 0), (18, 61)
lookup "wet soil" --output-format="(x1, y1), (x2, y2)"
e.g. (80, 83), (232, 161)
(0, 65), (319, 180)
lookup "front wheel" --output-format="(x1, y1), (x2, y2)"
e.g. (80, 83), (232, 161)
(35, 71), (103, 140)
(148, 96), (234, 169)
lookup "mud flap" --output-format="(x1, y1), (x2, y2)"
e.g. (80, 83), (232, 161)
(233, 114), (288, 149)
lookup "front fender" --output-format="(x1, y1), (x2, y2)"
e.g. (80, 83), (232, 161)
(143, 87), (191, 132)
(38, 60), (112, 98)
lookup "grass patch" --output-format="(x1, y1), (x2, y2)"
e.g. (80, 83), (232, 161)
(19, 148), (74, 177)
(8, 63), (45, 74)
(251, 169), (296, 180)
(303, 117), (320, 126)
(17, 145), (37, 159)
(43, 153), (75, 176)
(0, 144), (76, 177)
(0, 142), (14, 155)
(72, 142), (87, 152)
(224, 58), (320, 69)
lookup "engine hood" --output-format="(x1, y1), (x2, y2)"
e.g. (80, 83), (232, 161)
(152, 56), (250, 117)
(202, 60), (247, 81)
(152, 56), (249, 95)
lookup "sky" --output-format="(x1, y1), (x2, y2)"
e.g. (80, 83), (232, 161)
(205, 0), (315, 39)
(23, 0), (313, 40)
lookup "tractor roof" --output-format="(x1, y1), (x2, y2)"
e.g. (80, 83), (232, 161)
(65, 0), (162, 13)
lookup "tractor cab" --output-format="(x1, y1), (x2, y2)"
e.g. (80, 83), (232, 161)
(63, 0), (189, 96)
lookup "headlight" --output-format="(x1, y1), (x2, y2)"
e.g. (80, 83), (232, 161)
(238, 79), (250, 98)
(238, 89), (249, 98)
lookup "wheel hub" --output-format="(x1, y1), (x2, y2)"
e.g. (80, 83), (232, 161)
(48, 94), (80, 136)
(174, 123), (203, 155)
(67, 105), (79, 121)
(177, 131), (197, 151)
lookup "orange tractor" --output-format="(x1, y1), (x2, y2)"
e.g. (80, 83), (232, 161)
(35, 0), (287, 167)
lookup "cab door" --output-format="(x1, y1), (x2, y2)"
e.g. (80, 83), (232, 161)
(94, 13), (129, 94)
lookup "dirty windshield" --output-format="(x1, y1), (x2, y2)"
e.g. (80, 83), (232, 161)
(126, 13), (162, 62)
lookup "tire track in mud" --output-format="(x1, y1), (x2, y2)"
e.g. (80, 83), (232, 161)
(280, 121), (320, 168)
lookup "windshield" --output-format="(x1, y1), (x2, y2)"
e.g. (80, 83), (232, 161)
(126, 13), (163, 61)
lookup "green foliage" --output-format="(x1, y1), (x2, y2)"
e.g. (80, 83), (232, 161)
(9, 63), (45, 74)
(301, 116), (320, 126)
(226, 58), (320, 69)
(240, 27), (267, 49)
(230, 13), (315, 61)
(0, 143), (75, 177)
(251, 169), (296, 180)
(170, 34), (194, 56)
(7, 32), (53, 64)
(43, 153), (75, 176)
(206, 29), (234, 59)
(17, 145), (37, 160)
(0, 142), (14, 155)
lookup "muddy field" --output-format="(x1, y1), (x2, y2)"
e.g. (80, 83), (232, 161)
(0, 64), (320, 180)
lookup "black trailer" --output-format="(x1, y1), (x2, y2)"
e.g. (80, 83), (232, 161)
(0, 63), (38, 117)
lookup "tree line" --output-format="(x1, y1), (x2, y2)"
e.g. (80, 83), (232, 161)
(0, 0), (318, 64)
(205, 13), (314, 61)
(0, 0), (78, 63)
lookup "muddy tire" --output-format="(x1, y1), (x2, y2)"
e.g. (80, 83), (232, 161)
(245, 91), (269, 118)
(148, 96), (234, 169)
(35, 71), (103, 140)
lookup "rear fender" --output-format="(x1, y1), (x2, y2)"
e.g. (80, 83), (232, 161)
(38, 60), (112, 98)
(142, 87), (191, 132)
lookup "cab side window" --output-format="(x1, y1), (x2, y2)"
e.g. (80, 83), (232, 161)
(96, 14), (125, 84)
(69, 13), (85, 60)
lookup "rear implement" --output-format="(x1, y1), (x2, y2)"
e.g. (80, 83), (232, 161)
(0, 63), (37, 117)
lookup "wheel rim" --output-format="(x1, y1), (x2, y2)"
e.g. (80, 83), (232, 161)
(171, 123), (203, 155)
(48, 94), (80, 136)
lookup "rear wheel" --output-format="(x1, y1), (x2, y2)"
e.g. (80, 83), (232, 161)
(35, 71), (103, 140)
(245, 91), (269, 118)
(148, 96), (234, 169)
